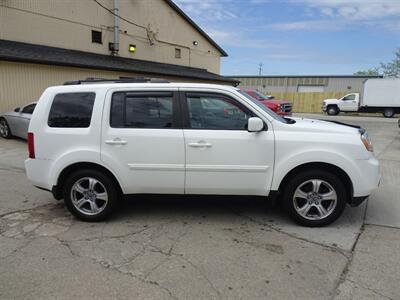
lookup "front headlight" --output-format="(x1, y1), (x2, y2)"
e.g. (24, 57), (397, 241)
(361, 132), (373, 152)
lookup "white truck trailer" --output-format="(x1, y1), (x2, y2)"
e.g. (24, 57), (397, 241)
(322, 78), (400, 118)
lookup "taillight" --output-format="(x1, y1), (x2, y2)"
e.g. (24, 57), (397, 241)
(27, 132), (35, 159)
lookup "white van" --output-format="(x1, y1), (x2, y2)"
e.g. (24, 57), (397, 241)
(25, 79), (380, 226)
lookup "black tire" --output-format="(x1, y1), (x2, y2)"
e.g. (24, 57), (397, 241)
(282, 169), (347, 227)
(327, 106), (339, 116)
(382, 108), (395, 118)
(63, 169), (120, 222)
(0, 118), (12, 139)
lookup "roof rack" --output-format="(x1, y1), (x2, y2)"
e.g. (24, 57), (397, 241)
(63, 77), (170, 85)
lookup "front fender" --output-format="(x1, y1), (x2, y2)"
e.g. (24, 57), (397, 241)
(271, 149), (358, 191)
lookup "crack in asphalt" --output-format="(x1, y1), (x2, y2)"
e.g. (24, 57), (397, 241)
(225, 207), (351, 259)
(344, 278), (395, 300)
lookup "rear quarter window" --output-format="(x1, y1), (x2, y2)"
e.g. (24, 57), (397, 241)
(48, 92), (95, 128)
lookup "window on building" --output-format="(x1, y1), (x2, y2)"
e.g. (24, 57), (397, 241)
(48, 93), (96, 128)
(175, 48), (181, 59)
(110, 92), (174, 129)
(91, 30), (102, 44)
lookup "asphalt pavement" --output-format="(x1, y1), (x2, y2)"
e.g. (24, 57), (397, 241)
(0, 113), (399, 299)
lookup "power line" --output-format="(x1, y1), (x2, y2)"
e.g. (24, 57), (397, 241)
(92, 0), (147, 30)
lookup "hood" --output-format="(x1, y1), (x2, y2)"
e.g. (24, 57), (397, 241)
(287, 117), (361, 135)
(323, 98), (339, 104)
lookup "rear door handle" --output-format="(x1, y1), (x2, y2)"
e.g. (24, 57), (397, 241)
(105, 138), (127, 145)
(188, 142), (212, 148)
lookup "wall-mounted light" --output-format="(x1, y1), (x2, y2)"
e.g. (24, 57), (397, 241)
(193, 41), (198, 46)
(129, 44), (136, 53)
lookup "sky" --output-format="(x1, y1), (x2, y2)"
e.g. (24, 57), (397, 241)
(174, 0), (400, 76)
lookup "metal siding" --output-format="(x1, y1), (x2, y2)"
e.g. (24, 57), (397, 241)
(325, 78), (366, 93)
(234, 76), (370, 94)
(0, 61), (222, 113)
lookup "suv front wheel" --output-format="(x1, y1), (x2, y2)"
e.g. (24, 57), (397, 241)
(63, 169), (119, 221)
(283, 170), (347, 227)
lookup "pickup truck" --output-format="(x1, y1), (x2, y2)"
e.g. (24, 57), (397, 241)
(240, 89), (292, 116)
(322, 78), (400, 118)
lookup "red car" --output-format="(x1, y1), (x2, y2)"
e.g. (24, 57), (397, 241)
(240, 89), (292, 116)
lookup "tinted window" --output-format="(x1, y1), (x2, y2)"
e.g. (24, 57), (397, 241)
(48, 93), (95, 128)
(186, 93), (252, 130)
(21, 103), (36, 114)
(110, 92), (173, 128)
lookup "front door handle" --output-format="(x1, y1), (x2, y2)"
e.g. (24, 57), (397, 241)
(188, 141), (212, 148)
(105, 138), (127, 145)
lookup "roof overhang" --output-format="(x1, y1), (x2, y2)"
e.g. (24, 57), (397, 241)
(0, 39), (238, 85)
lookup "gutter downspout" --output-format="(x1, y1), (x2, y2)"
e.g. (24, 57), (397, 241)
(113, 0), (119, 55)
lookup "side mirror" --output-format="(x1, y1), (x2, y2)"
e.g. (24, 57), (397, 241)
(247, 117), (264, 132)
(14, 107), (20, 113)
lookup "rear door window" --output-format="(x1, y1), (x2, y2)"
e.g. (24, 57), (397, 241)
(110, 92), (176, 128)
(48, 93), (95, 128)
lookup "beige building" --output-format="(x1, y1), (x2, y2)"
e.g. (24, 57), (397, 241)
(0, 0), (236, 112)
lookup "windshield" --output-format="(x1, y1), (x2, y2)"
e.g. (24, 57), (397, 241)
(237, 90), (289, 123)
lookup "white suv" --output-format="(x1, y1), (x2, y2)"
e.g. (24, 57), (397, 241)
(25, 79), (380, 226)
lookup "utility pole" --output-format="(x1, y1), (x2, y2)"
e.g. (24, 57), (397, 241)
(258, 63), (263, 76)
(113, 0), (120, 55)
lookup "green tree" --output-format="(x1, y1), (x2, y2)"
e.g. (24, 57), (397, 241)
(353, 68), (380, 76)
(380, 48), (400, 77)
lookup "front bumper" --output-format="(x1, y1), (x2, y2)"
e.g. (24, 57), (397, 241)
(352, 156), (381, 197)
(349, 195), (369, 207)
(322, 105), (327, 112)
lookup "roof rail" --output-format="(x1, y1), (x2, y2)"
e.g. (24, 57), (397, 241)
(63, 77), (170, 85)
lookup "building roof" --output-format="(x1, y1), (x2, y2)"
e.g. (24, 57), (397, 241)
(0, 39), (237, 84)
(165, 0), (228, 57)
(228, 75), (383, 78)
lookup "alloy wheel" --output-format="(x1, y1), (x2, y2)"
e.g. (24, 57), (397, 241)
(293, 179), (337, 220)
(0, 120), (9, 137)
(70, 177), (108, 216)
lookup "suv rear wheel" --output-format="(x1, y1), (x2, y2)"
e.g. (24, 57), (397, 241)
(282, 170), (347, 227)
(63, 169), (119, 221)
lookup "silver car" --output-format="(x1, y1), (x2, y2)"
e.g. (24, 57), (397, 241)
(0, 102), (37, 139)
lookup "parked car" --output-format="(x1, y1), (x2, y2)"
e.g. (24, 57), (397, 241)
(322, 78), (400, 117)
(25, 79), (380, 227)
(0, 102), (37, 139)
(240, 89), (292, 116)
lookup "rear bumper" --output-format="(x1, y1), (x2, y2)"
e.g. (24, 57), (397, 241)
(25, 158), (52, 190)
